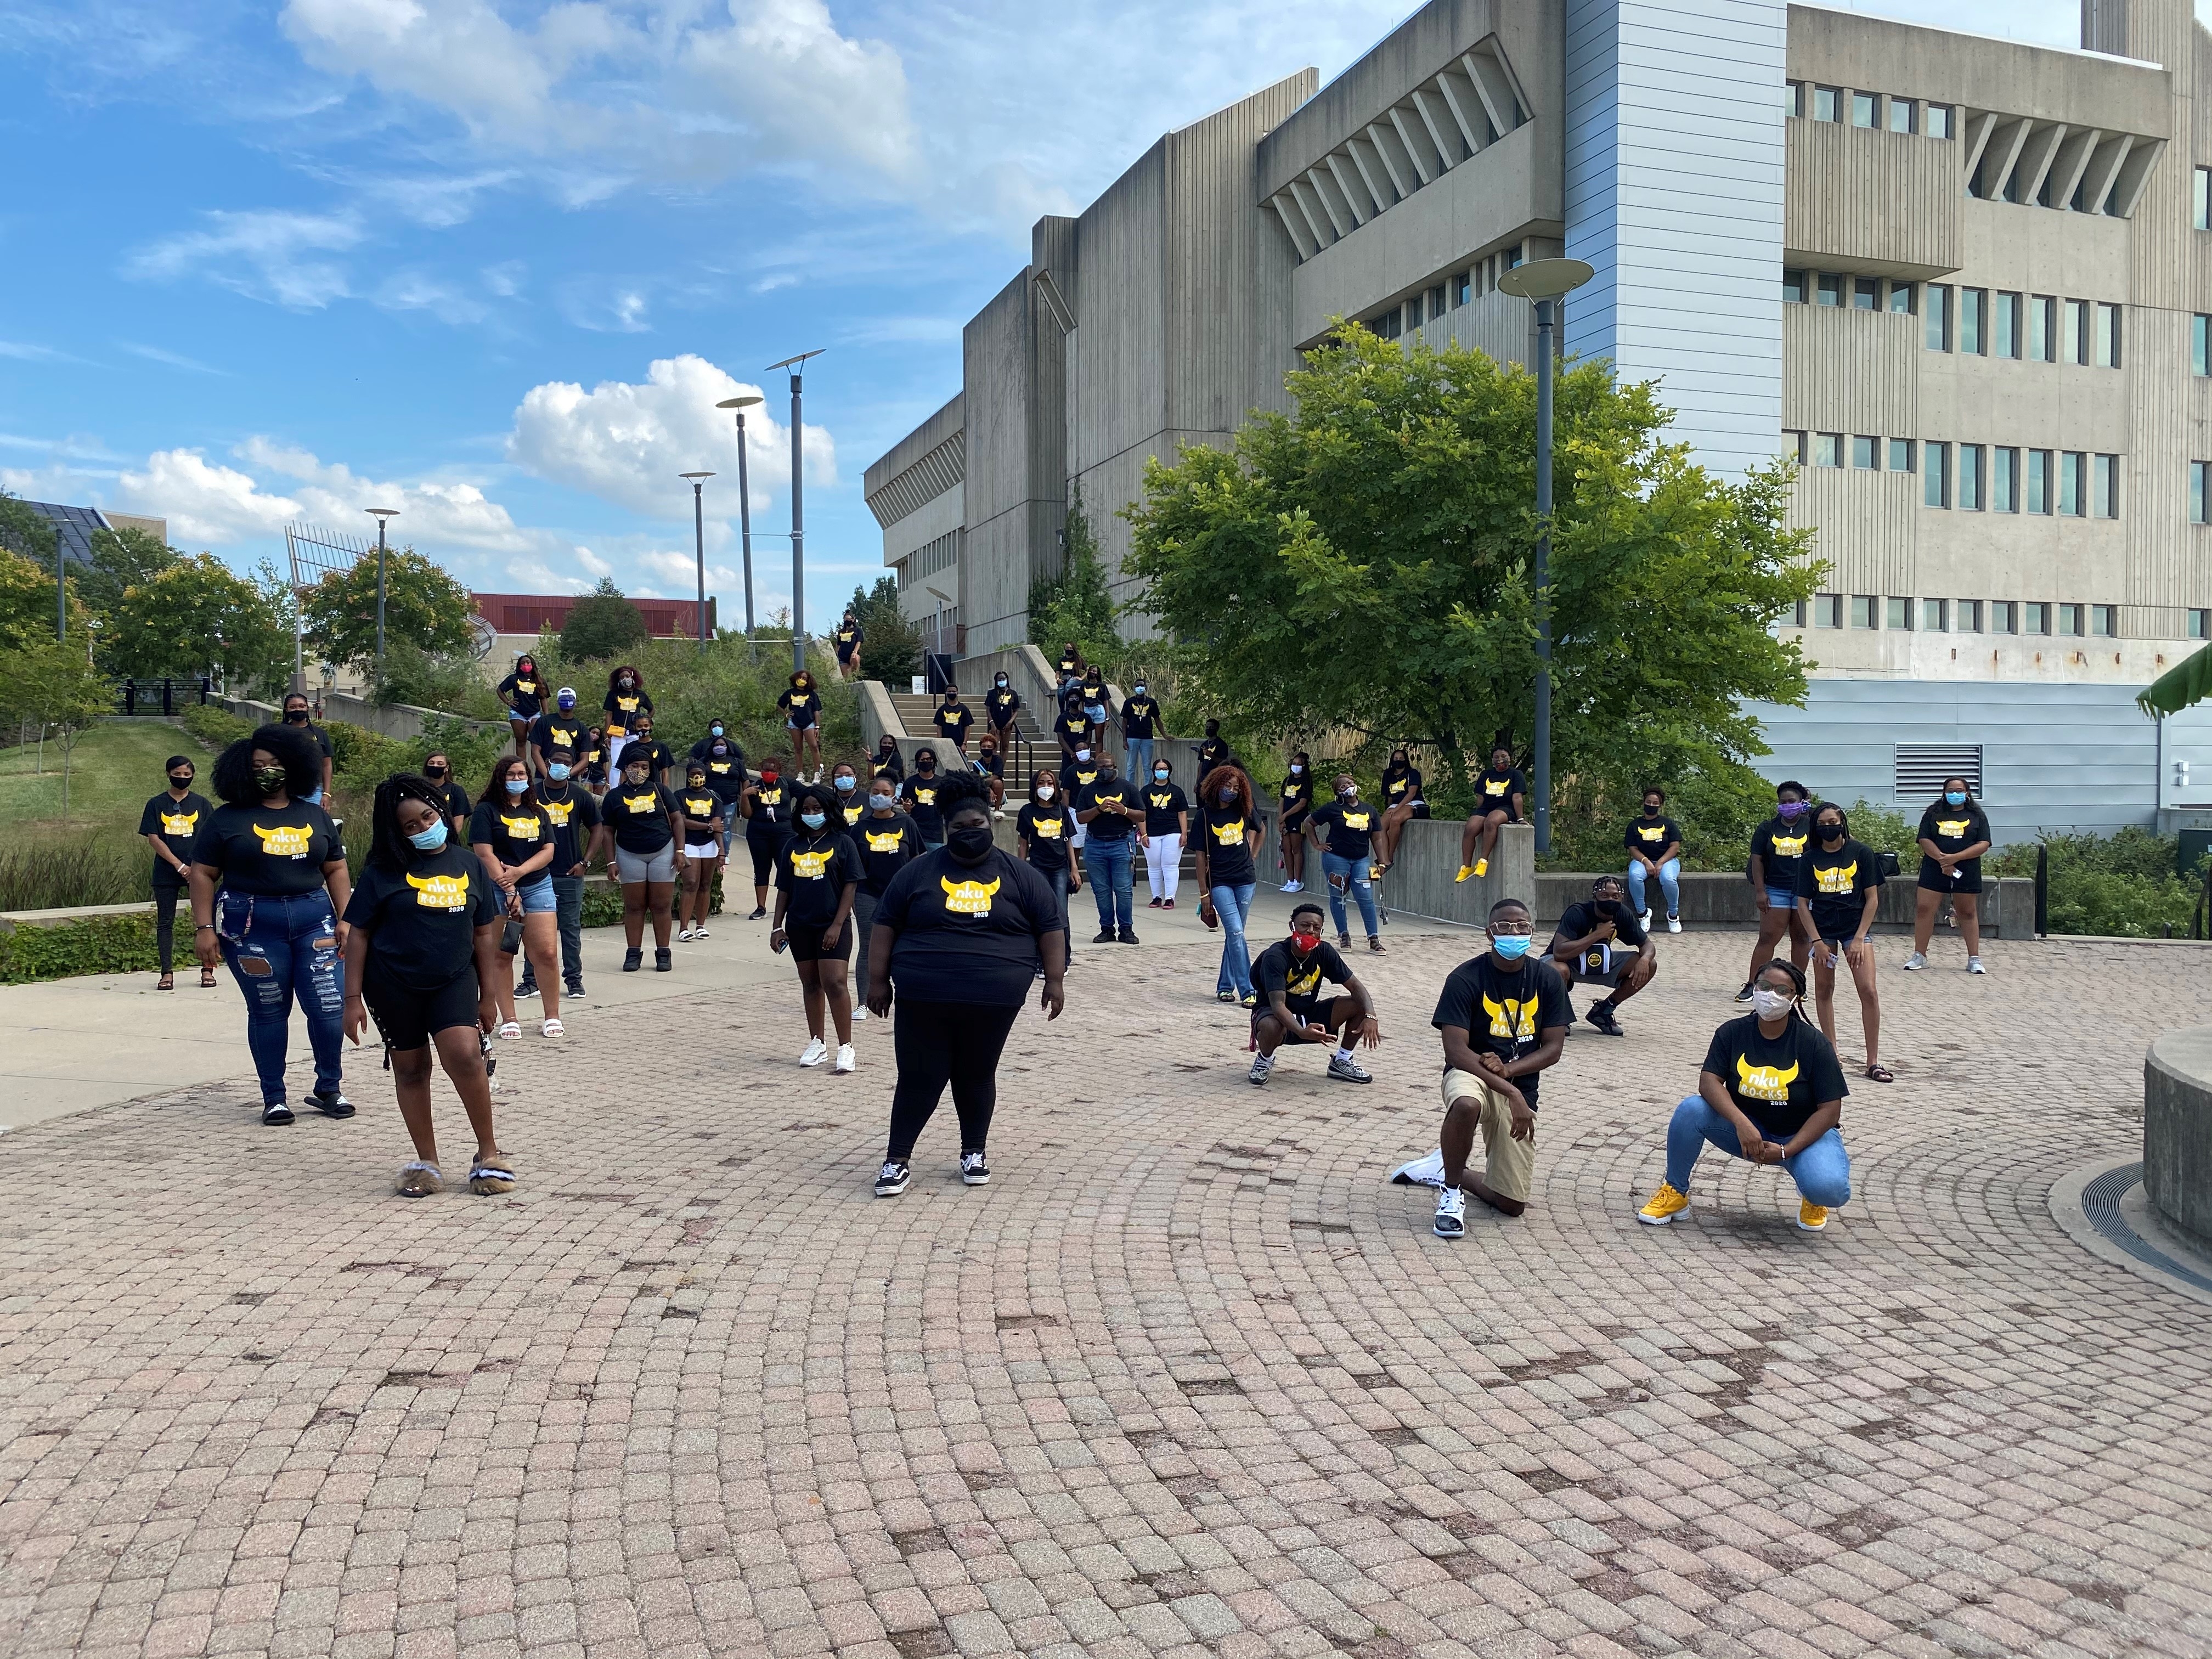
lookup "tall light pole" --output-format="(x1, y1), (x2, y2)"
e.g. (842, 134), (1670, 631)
(1495, 258), (1594, 856)
(365, 507), (399, 689)
(679, 472), (714, 653)
(766, 351), (825, 674)
(715, 394), (764, 635)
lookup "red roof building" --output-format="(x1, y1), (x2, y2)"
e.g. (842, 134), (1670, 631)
(472, 591), (716, 640)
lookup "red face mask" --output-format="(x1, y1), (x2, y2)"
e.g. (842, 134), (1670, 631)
(1289, 927), (1321, 956)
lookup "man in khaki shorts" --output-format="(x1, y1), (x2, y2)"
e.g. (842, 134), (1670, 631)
(1428, 897), (1569, 1237)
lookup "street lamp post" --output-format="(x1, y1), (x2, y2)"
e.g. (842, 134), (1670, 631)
(679, 472), (715, 653)
(1494, 258), (1594, 856)
(365, 507), (399, 689)
(715, 394), (765, 635)
(766, 351), (825, 674)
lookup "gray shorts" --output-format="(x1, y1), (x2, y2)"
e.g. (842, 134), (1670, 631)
(616, 844), (676, 884)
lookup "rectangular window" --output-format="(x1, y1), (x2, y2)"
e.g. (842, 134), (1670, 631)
(1993, 447), (2018, 512)
(1922, 598), (1949, 631)
(1924, 441), (1950, 507)
(1455, 272), (1472, 307)
(1814, 86), (1841, 122)
(1786, 81), (1805, 118)
(2196, 315), (2209, 376)
(1427, 284), (1448, 323)
(1926, 105), (1953, 139)
(2191, 608), (2209, 640)
(1782, 269), (1805, 304)
(1817, 273), (1843, 308)
(1960, 288), (1985, 354)
(1852, 435), (1877, 470)
(1375, 307), (1401, 340)
(2193, 460), (2209, 524)
(2057, 602), (2085, 637)
(1407, 294), (1425, 328)
(1926, 285), (1951, 350)
(1888, 95), (1914, 133)
(2028, 295), (2053, 361)
(1811, 594), (1843, 628)
(1813, 432), (1843, 468)
(1959, 443), (1984, 510)
(2095, 302), (2121, 367)
(2062, 298), (2086, 364)
(1888, 280), (1916, 315)
(1852, 276), (1878, 311)
(1783, 430), (1807, 463)
(2197, 165), (2210, 230)
(1994, 292), (2019, 358)
(1957, 599), (1983, 633)
(2092, 603), (2118, 637)
(2025, 601), (2050, 635)
(1993, 600), (2017, 634)
(1888, 437), (1914, 472)
(2027, 449), (2051, 513)
(1851, 595), (1879, 629)
(1852, 91), (1876, 128)
(2059, 451), (2084, 515)
(1887, 596), (1913, 630)
(2093, 453), (2119, 518)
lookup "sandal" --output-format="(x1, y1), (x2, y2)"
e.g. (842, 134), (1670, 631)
(156, 972), (174, 991)
(1864, 1063), (1894, 1084)
(468, 1156), (517, 1196)
(200, 967), (218, 988)
(540, 1018), (565, 1039)
(396, 1161), (443, 1199)
(495, 1020), (521, 1040)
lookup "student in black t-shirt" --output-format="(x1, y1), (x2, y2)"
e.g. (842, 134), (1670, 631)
(1194, 763), (1266, 1003)
(933, 685), (974, 756)
(188, 724), (352, 1126)
(834, 608), (866, 679)
(421, 752), (474, 838)
(1055, 643), (1084, 690)
(588, 748), (684, 973)
(1139, 759), (1188, 910)
(778, 668), (825, 781)
(1906, 776), (1993, 975)
(1076, 754), (1144, 946)
(672, 760), (726, 944)
(985, 673), (1022, 751)
(1119, 676), (1165, 783)
(469, 755), (561, 1040)
(1017, 768), (1081, 964)
(496, 654), (546, 757)
(1457, 744), (1527, 883)
(1794, 803), (1889, 1083)
(772, 783), (862, 1073)
(692, 728), (748, 857)
(871, 735), (906, 785)
(831, 760), (868, 830)
(1426, 897), (1568, 1237)
(1076, 667), (1111, 750)
(1740, 780), (1815, 1001)
(1057, 747), (1102, 861)
(740, 760), (793, 920)
(578, 726), (611, 796)
(1052, 697), (1091, 761)
(974, 733), (1007, 812)
(1278, 752), (1314, 895)
(1545, 873), (1658, 1037)
(866, 772), (1066, 1199)
(1374, 747), (1427, 873)
(1638, 960), (1851, 1233)
(854, 775), (924, 1016)
(1305, 774), (1381, 952)
(622, 715), (673, 788)
(140, 753), (214, 989)
(602, 665), (652, 775)
(1193, 719), (1231, 778)
(516, 746), (597, 1003)
(340, 773), (514, 1198)
(279, 692), (334, 804)
(900, 748), (950, 850)
(1248, 903), (1380, 1087)
(1622, 786), (1684, 932)
(528, 690), (586, 778)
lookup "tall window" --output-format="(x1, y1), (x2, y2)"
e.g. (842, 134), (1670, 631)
(1852, 276), (1878, 311)
(2190, 608), (2209, 640)
(1957, 599), (1984, 633)
(2095, 303), (2121, 368)
(1454, 272), (1472, 306)
(1992, 600), (2017, 634)
(1852, 91), (1876, 127)
(2062, 299), (2086, 364)
(2057, 603), (2085, 637)
(1811, 594), (1843, 628)
(1960, 289), (1986, 354)
(2195, 314), (2209, 376)
(1926, 285), (1951, 351)
(1850, 595), (1879, 629)
(2028, 295), (2053, 362)
(1959, 443), (1984, 510)
(1783, 270), (1805, 304)
(2059, 452), (2085, 516)
(1786, 82), (1805, 118)
(1814, 86), (1841, 122)
(1921, 598), (1949, 631)
(1925, 441), (1950, 507)
(2025, 601), (2051, 635)
(1994, 292), (2019, 358)
(2092, 453), (2119, 518)
(2028, 449), (2052, 514)
(2197, 165), (2211, 230)
(1993, 447), (2018, 512)
(1926, 105), (1953, 139)
(1887, 597), (1913, 630)
(2193, 460), (2210, 525)
(1888, 96), (1914, 133)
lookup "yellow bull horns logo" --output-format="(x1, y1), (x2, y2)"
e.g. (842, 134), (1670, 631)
(940, 875), (1001, 915)
(252, 822), (315, 856)
(1735, 1054), (1799, 1103)
(405, 872), (471, 910)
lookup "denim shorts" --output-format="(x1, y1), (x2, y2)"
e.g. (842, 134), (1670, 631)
(517, 874), (557, 915)
(1763, 885), (1794, 910)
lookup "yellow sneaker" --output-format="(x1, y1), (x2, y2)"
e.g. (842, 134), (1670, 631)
(1795, 1200), (1830, 1232)
(1637, 1182), (1689, 1226)
(1453, 864), (1474, 883)
(1474, 858), (1488, 878)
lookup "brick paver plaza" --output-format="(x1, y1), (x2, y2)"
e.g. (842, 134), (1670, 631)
(4, 919), (2209, 1658)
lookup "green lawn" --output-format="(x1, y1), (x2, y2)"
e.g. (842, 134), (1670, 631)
(0, 719), (218, 841)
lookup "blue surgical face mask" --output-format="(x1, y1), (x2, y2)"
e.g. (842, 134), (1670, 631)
(548, 763), (571, 781)
(1154, 768), (1170, 781)
(408, 821), (448, 852)
(870, 793), (895, 810)
(834, 774), (856, 792)
(1945, 790), (1967, 806)
(1134, 684), (1147, 696)
(1490, 932), (1533, 961)
(557, 696), (575, 712)
(799, 810), (827, 830)
(504, 777), (528, 797)
(710, 724), (724, 736)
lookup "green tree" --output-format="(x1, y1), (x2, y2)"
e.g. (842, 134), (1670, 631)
(106, 554), (290, 687)
(0, 545), (89, 653)
(302, 547), (475, 669)
(78, 526), (179, 623)
(849, 577), (921, 686)
(0, 640), (115, 814)
(1028, 489), (1120, 663)
(558, 577), (648, 663)
(1122, 325), (1821, 817)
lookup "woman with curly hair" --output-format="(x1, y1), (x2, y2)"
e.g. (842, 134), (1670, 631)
(1192, 761), (1267, 1004)
(188, 724), (353, 1126)
(341, 774), (515, 1197)
(601, 664), (652, 774)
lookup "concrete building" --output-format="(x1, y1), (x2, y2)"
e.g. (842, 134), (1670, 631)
(863, 0), (2212, 838)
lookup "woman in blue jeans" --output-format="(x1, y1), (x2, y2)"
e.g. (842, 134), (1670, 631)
(1636, 960), (1852, 1233)
(189, 724), (353, 1126)
(1623, 786), (1683, 933)
(1305, 771), (1383, 952)
(469, 755), (559, 1041)
(1193, 763), (1265, 1003)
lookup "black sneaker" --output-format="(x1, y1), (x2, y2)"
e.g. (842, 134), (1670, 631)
(516, 979), (539, 998)
(654, 947), (673, 972)
(1585, 1001), (1625, 1037)
(749, 906), (767, 920)
(1118, 929), (1139, 945)
(261, 1101), (294, 1126)
(623, 947), (643, 972)
(305, 1089), (354, 1119)
(1093, 929), (1116, 944)
(566, 981), (586, 1001)
(874, 1160), (911, 1198)
(1733, 981), (1754, 1003)
(960, 1150), (991, 1186)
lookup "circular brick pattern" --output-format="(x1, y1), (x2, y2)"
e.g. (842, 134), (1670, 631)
(2, 930), (2209, 1658)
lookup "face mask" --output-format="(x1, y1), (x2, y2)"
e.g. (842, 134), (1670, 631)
(254, 766), (287, 795)
(996, 677), (1008, 688)
(1778, 801), (1805, 819)
(918, 759), (935, 774)
(1134, 684), (1147, 696)
(870, 793), (895, 810)
(425, 764), (447, 779)
(625, 771), (651, 787)
(761, 774), (781, 787)
(834, 774), (856, 793)
(505, 777), (528, 797)
(1750, 986), (1793, 1020)
(1075, 749), (1091, 763)
(558, 696), (575, 712)
(800, 810), (827, 830)
(635, 730), (652, 742)
(1289, 930), (1319, 956)
(1336, 785), (1355, 799)
(408, 821), (449, 853)
(619, 677), (635, 690)
(1490, 933), (1533, 961)
(1945, 791), (1967, 806)
(947, 823), (995, 864)
(548, 764), (571, 781)
(710, 724), (724, 736)
(1819, 823), (1844, 843)
(1101, 768), (1118, 781)
(1037, 783), (1056, 800)
(1154, 768), (1170, 781)
(1290, 764), (1303, 775)
(284, 709), (308, 724)
(1644, 804), (1662, 817)
(169, 775), (193, 789)
(1220, 788), (1238, 804)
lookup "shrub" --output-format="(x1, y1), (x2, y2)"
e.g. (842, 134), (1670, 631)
(560, 579), (648, 661)
(0, 913), (160, 983)
(180, 704), (254, 749)
(373, 639), (506, 720)
(0, 833), (146, 910)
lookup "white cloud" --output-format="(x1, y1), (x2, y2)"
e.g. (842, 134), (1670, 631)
(116, 341), (231, 375)
(117, 449), (302, 545)
(506, 353), (835, 521)
(124, 208), (364, 309)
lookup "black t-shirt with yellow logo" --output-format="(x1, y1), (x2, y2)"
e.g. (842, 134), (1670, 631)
(343, 845), (503, 992)
(1701, 1013), (1848, 1138)
(775, 831), (861, 926)
(876, 847), (1065, 1008)
(839, 795), (867, 828)
(530, 713), (585, 763)
(1751, 814), (1813, 891)
(1252, 938), (1353, 1020)
(985, 688), (1021, 727)
(747, 780), (790, 837)
(194, 800), (339, 896)
(1429, 952), (1570, 1108)
(676, 787), (724, 841)
(1383, 766), (1423, 806)
(139, 790), (213, 885)
(1016, 802), (1072, 873)
(1197, 803), (1262, 887)
(603, 782), (676, 854)
(469, 798), (552, 873)
(1623, 814), (1683, 858)
(602, 689), (651, 733)
(498, 672), (544, 717)
(1475, 767), (1527, 820)
(857, 812), (923, 895)
(898, 773), (946, 842)
(534, 785), (600, 871)
(934, 701), (973, 740)
(691, 740), (749, 802)
(1142, 781), (1189, 838)
(1917, 801), (1990, 888)
(1307, 798), (1374, 862)
(1795, 836), (1883, 939)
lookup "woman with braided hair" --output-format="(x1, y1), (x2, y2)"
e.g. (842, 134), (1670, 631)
(340, 774), (516, 1198)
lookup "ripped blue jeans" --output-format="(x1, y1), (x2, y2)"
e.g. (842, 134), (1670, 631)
(218, 889), (346, 1107)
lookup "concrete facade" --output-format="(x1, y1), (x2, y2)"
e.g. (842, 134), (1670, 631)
(864, 0), (2212, 833)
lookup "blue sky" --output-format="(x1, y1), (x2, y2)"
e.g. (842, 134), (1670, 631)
(0, 0), (2102, 632)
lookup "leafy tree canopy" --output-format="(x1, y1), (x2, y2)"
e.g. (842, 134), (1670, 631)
(1029, 490), (1120, 669)
(106, 554), (291, 689)
(849, 576), (921, 687)
(302, 546), (475, 668)
(1121, 325), (1822, 819)
(558, 577), (648, 663)
(0, 546), (88, 653)
(78, 527), (179, 622)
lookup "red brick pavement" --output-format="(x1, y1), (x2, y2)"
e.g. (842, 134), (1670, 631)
(2, 929), (2208, 1658)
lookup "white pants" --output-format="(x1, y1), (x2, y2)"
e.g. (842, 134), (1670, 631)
(1146, 832), (1182, 901)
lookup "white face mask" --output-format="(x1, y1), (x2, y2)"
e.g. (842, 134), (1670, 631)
(1037, 783), (1056, 800)
(1750, 986), (1793, 1021)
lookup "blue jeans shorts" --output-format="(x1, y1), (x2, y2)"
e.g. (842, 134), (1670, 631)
(517, 874), (557, 915)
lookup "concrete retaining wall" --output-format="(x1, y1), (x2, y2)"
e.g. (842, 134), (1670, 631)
(215, 693), (505, 745)
(1530, 870), (2033, 936)
(2146, 1026), (2212, 1252)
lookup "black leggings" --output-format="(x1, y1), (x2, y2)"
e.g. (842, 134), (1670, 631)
(886, 1001), (1020, 1160)
(154, 883), (183, 973)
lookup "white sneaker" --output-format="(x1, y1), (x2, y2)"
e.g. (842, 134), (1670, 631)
(1248, 1052), (1275, 1087)
(833, 1043), (856, 1074)
(1966, 956), (1987, 974)
(798, 1037), (828, 1066)
(1902, 951), (1927, 971)
(1434, 1186), (1466, 1239)
(853, 1005), (869, 1021)
(1666, 915), (1681, 934)
(1282, 880), (1302, 894)
(1638, 910), (1652, 930)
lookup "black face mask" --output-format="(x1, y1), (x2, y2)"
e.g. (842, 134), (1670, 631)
(284, 709), (308, 724)
(168, 775), (194, 790)
(425, 764), (447, 778)
(946, 823), (995, 865)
